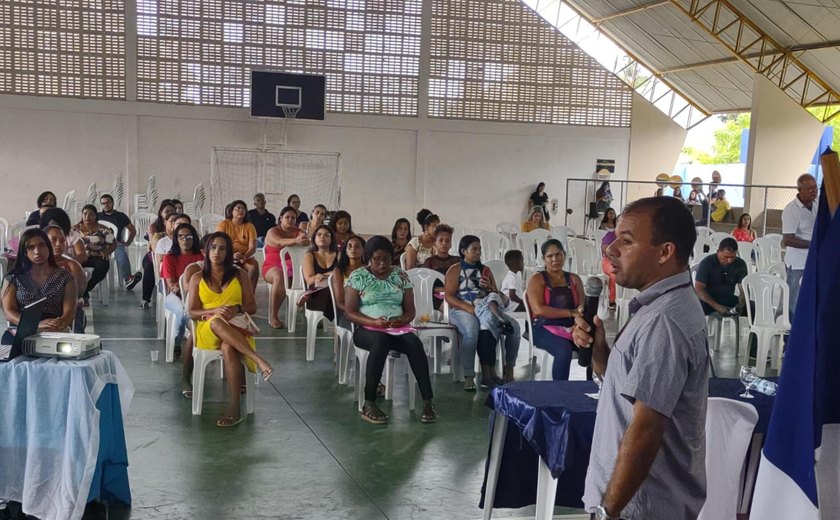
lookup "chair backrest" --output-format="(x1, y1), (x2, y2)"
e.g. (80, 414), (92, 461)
(593, 229), (609, 247)
(530, 228), (553, 243)
(516, 231), (541, 267)
(568, 237), (600, 276)
(406, 268), (444, 324)
(741, 272), (790, 329)
(0, 216), (9, 250)
(199, 214), (224, 236)
(755, 236), (782, 267)
(480, 232), (510, 261)
(192, 183), (206, 217)
(131, 211), (156, 245)
(484, 259), (508, 287)
(473, 229), (494, 238)
(495, 221), (519, 242)
(279, 246), (307, 291)
(178, 261), (203, 298)
(85, 182), (98, 205)
(689, 253), (712, 284)
(767, 261), (786, 282)
(399, 252), (407, 270)
(327, 271), (342, 325)
(736, 241), (758, 274)
(697, 398), (759, 520)
(111, 175), (124, 209)
(449, 227), (465, 256)
(707, 232), (731, 252)
(145, 175), (159, 210)
(550, 225), (575, 239)
(62, 190), (76, 212)
(99, 220), (119, 242)
(9, 220), (30, 239)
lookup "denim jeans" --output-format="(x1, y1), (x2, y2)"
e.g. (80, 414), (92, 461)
(533, 326), (574, 380)
(786, 267), (804, 323)
(473, 295), (521, 368)
(164, 293), (188, 344)
(113, 244), (132, 284)
(449, 308), (497, 378)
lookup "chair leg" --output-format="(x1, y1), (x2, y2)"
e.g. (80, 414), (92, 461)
(408, 368), (416, 412)
(243, 361), (255, 415)
(192, 352), (209, 415)
(305, 310), (324, 362)
(164, 311), (177, 363)
(384, 355), (397, 400)
(355, 348), (367, 411)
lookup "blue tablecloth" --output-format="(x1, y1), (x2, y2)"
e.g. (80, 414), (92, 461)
(480, 378), (776, 509)
(0, 350), (133, 520)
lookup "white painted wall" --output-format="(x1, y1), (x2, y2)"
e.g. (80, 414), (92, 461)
(0, 93), (630, 234)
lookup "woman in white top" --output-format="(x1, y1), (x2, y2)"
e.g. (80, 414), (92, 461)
(405, 209), (439, 269)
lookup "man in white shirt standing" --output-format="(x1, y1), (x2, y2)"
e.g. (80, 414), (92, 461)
(781, 173), (818, 321)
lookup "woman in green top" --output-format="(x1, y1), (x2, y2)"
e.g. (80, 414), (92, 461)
(344, 236), (436, 425)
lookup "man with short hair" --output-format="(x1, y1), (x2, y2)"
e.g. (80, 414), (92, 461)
(247, 193), (275, 248)
(781, 173), (818, 320)
(694, 238), (748, 316)
(573, 197), (708, 520)
(98, 194), (142, 290)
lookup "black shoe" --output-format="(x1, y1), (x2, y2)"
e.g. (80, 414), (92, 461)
(125, 271), (142, 291)
(499, 320), (514, 336)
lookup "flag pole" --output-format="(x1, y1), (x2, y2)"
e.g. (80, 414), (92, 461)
(819, 147), (840, 217)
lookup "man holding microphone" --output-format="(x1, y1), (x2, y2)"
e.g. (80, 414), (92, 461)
(573, 197), (709, 520)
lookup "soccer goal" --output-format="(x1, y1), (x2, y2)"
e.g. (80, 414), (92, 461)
(210, 147), (341, 214)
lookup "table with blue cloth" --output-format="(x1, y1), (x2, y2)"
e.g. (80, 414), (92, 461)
(0, 350), (134, 520)
(480, 378), (775, 519)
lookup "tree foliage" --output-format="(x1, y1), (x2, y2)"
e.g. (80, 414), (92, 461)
(681, 113), (750, 164)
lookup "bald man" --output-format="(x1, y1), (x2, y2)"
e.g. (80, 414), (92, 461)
(781, 173), (818, 320)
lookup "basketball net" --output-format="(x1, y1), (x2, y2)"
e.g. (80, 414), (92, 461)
(279, 106), (300, 148)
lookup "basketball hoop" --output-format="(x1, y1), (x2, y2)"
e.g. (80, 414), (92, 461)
(279, 105), (299, 147)
(281, 105), (300, 120)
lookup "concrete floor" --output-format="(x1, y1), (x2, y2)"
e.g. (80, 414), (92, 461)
(8, 281), (755, 520)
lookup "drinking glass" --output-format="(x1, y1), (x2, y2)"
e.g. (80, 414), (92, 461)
(739, 366), (756, 399)
(593, 372), (603, 397)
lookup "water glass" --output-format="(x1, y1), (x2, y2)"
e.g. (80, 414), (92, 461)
(739, 366), (756, 399)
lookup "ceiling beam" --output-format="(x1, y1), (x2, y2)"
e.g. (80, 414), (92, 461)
(660, 39), (840, 75)
(591, 0), (671, 25)
(668, 0), (840, 122)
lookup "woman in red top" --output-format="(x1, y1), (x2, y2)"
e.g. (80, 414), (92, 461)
(731, 213), (757, 243)
(262, 206), (310, 328)
(162, 223), (204, 367)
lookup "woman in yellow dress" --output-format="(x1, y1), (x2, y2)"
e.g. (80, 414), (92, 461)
(187, 232), (273, 428)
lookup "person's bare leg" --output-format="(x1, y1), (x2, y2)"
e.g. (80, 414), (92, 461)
(219, 343), (242, 424)
(245, 260), (259, 290)
(209, 319), (273, 379)
(265, 269), (286, 329)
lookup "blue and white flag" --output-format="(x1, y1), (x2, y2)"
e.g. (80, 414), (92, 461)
(751, 187), (840, 519)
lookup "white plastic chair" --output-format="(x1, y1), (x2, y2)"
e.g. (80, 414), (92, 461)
(62, 190), (76, 213)
(767, 261), (786, 282)
(189, 320), (256, 416)
(568, 238), (600, 276)
(352, 323), (416, 412)
(693, 226), (714, 259)
(407, 268), (460, 378)
(707, 232), (731, 251)
(301, 266), (330, 362)
(0, 216), (9, 251)
(278, 246), (307, 333)
(480, 232), (510, 261)
(550, 225), (575, 239)
(755, 236), (782, 270)
(328, 272), (354, 384)
(484, 259), (508, 288)
(737, 241), (759, 274)
(697, 398), (759, 520)
(495, 221), (518, 242)
(199, 214), (224, 236)
(9, 220), (29, 239)
(99, 220), (120, 288)
(522, 296), (545, 381)
(615, 285), (638, 331)
(399, 252), (407, 270)
(741, 273), (791, 376)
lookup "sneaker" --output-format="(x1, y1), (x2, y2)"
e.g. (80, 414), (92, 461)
(139, 300), (150, 310)
(125, 272), (142, 291)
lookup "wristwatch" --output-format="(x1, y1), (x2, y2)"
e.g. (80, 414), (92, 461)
(594, 505), (620, 520)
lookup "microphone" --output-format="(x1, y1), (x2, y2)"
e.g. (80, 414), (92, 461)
(577, 276), (603, 367)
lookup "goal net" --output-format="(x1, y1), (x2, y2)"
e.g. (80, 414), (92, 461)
(210, 148), (341, 215)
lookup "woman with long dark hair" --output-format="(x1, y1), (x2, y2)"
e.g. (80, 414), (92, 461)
(343, 236), (435, 424)
(329, 210), (354, 250)
(732, 213), (757, 243)
(301, 224), (338, 321)
(331, 235), (365, 330)
(528, 182), (549, 222)
(43, 225), (87, 332)
(216, 199), (259, 289)
(390, 218), (411, 264)
(72, 204), (116, 306)
(2, 228), (76, 341)
(262, 206), (310, 329)
(405, 209), (439, 269)
(187, 232), (273, 428)
(599, 207), (617, 231)
(139, 199), (176, 309)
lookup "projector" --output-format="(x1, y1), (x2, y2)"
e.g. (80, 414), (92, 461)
(21, 332), (101, 360)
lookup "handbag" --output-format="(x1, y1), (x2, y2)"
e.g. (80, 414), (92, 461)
(227, 312), (261, 337)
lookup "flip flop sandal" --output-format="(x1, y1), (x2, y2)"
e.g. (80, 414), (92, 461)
(216, 416), (245, 428)
(360, 406), (388, 425)
(421, 404), (437, 424)
(182, 389), (193, 399)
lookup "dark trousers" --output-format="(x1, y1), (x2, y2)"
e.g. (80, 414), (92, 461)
(82, 256), (110, 298)
(306, 288), (335, 321)
(142, 253), (155, 302)
(352, 327), (434, 402)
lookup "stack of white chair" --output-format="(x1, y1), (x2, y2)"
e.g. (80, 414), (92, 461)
(741, 272), (791, 375)
(111, 175), (124, 210)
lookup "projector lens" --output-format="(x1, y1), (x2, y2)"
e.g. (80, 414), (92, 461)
(58, 342), (73, 353)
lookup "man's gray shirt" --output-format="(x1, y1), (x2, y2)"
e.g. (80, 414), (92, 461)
(583, 271), (709, 519)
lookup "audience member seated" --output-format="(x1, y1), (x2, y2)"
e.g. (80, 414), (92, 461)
(301, 224), (338, 321)
(331, 235), (366, 330)
(390, 217), (412, 264)
(306, 204), (328, 236)
(526, 239), (584, 381)
(732, 213), (757, 242)
(25, 191), (57, 226)
(500, 250), (525, 312)
(155, 213), (191, 261)
(2, 229), (76, 341)
(262, 206), (310, 329)
(98, 193), (142, 290)
(421, 224), (459, 310)
(711, 189), (731, 222)
(687, 178), (707, 206)
(330, 210), (354, 250)
(216, 200), (259, 289)
(186, 232), (273, 428)
(247, 193), (275, 248)
(694, 237), (748, 316)
(521, 205), (550, 232)
(598, 207), (616, 231)
(405, 209), (438, 269)
(444, 235), (520, 389)
(170, 199), (184, 215)
(39, 207), (87, 264)
(162, 223), (203, 366)
(72, 204), (116, 306)
(140, 199), (176, 309)
(343, 236), (436, 425)
(601, 228), (617, 308)
(288, 194), (309, 228)
(673, 187), (684, 202)
(44, 225), (87, 332)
